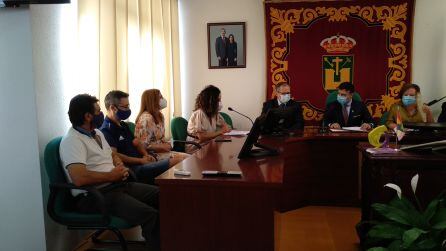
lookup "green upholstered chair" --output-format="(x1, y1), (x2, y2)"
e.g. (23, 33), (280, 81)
(325, 91), (362, 106)
(170, 117), (201, 152)
(44, 137), (143, 250)
(126, 121), (136, 135)
(380, 111), (390, 125)
(219, 112), (233, 129)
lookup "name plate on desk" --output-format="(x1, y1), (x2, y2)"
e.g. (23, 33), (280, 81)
(202, 170), (242, 177)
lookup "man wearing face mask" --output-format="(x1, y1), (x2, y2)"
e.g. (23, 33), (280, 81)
(261, 82), (304, 130)
(323, 82), (374, 130)
(100, 90), (171, 184)
(60, 94), (161, 250)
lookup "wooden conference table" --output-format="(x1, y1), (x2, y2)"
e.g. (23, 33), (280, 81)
(155, 127), (443, 251)
(155, 127), (371, 251)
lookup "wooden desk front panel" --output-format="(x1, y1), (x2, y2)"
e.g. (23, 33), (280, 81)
(358, 144), (446, 222)
(278, 133), (367, 211)
(159, 182), (276, 251)
(157, 137), (281, 251)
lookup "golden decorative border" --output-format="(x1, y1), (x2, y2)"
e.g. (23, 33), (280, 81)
(269, 3), (409, 121)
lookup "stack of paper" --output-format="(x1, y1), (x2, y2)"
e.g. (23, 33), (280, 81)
(224, 130), (250, 136)
(329, 127), (367, 132)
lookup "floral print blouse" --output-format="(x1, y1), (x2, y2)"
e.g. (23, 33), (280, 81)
(134, 111), (166, 149)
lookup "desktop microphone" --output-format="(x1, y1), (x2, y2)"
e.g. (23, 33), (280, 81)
(228, 107), (254, 125)
(427, 96), (446, 106)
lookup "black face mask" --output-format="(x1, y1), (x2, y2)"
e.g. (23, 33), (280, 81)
(116, 108), (131, 121)
(92, 111), (105, 128)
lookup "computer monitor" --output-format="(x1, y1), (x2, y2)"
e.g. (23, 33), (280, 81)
(238, 115), (279, 159)
(261, 106), (299, 135)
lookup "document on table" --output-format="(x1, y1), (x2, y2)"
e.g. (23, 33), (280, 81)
(342, 126), (367, 132)
(330, 127), (366, 132)
(329, 128), (348, 132)
(224, 130), (250, 136)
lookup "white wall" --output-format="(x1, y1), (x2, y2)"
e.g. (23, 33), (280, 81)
(30, 3), (90, 251)
(413, 0), (446, 119)
(0, 8), (46, 251)
(179, 0), (446, 125)
(179, 0), (266, 130)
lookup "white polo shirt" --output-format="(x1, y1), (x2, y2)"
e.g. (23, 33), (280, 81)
(59, 127), (114, 196)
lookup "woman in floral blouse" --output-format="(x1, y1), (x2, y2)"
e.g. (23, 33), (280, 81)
(135, 89), (187, 160)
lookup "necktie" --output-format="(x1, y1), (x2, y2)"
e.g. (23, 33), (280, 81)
(342, 105), (349, 125)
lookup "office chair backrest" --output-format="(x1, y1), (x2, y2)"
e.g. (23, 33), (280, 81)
(44, 137), (65, 184)
(44, 137), (75, 219)
(325, 91), (362, 106)
(126, 121), (136, 135)
(219, 112), (233, 129)
(380, 111), (389, 125)
(171, 117), (188, 141)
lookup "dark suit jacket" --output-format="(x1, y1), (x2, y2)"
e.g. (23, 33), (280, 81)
(227, 42), (237, 60)
(323, 100), (374, 127)
(438, 102), (446, 123)
(262, 99), (304, 130)
(215, 36), (229, 59)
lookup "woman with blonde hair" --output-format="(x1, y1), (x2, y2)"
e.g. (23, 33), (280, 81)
(386, 83), (434, 129)
(135, 89), (186, 161)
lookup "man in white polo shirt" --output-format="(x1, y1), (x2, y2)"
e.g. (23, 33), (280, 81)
(59, 94), (160, 250)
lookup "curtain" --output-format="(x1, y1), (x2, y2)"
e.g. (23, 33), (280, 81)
(77, 0), (181, 137)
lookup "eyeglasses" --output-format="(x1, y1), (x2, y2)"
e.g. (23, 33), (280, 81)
(116, 104), (130, 110)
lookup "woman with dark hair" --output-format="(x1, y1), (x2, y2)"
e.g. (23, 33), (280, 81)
(386, 83), (434, 129)
(227, 34), (237, 66)
(187, 85), (231, 145)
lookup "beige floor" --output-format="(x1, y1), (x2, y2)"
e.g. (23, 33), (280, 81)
(76, 206), (361, 251)
(275, 206), (361, 251)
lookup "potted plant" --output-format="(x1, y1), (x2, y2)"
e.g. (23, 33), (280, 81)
(364, 174), (446, 251)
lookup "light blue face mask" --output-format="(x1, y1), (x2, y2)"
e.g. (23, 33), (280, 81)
(279, 94), (291, 104)
(402, 95), (416, 106)
(337, 95), (348, 106)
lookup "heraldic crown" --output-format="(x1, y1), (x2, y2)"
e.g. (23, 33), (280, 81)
(320, 35), (357, 54)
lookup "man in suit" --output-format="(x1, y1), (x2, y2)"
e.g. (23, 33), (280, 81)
(262, 82), (304, 130)
(215, 28), (229, 67)
(323, 82), (374, 130)
(438, 102), (446, 123)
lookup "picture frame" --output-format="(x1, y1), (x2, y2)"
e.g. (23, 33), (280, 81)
(207, 22), (246, 69)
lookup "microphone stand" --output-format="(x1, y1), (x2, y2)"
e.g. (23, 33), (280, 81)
(228, 107), (254, 125)
(427, 96), (446, 106)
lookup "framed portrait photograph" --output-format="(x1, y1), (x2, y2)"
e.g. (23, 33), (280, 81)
(207, 22), (246, 69)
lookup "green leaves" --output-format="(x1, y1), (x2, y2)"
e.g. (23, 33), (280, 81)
(388, 240), (402, 251)
(423, 199), (440, 221)
(432, 221), (446, 230)
(401, 228), (426, 249)
(363, 176), (446, 251)
(367, 247), (388, 251)
(368, 224), (405, 239)
(415, 238), (437, 249)
(372, 203), (412, 226)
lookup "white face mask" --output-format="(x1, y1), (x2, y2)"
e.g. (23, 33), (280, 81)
(218, 101), (223, 111)
(159, 98), (167, 110)
(279, 93), (291, 104)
